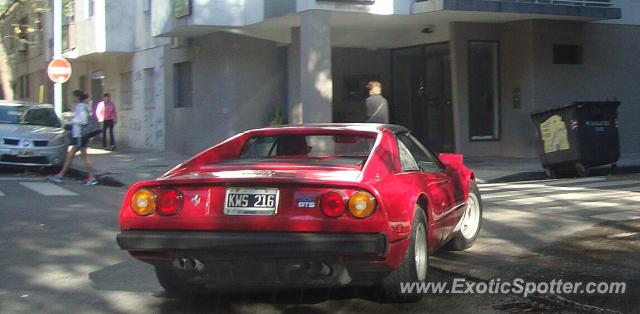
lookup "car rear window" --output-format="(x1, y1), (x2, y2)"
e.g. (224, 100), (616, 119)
(223, 134), (376, 166)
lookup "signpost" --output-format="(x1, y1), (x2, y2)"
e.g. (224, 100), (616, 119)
(47, 58), (72, 84)
(53, 0), (62, 116)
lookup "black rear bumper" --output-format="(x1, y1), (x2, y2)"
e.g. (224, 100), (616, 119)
(117, 231), (387, 256)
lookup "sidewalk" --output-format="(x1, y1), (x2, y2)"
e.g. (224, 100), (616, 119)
(70, 147), (640, 187)
(70, 147), (189, 186)
(466, 153), (640, 183)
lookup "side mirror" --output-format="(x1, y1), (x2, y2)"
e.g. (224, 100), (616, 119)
(438, 153), (464, 169)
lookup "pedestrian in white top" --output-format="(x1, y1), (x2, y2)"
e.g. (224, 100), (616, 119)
(48, 90), (98, 185)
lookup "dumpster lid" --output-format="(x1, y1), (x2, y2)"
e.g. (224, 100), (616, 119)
(531, 101), (620, 117)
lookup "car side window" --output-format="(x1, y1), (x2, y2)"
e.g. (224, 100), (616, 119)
(397, 133), (441, 173)
(407, 133), (445, 171)
(397, 139), (420, 171)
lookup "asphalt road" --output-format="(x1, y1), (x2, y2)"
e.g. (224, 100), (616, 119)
(0, 168), (634, 313)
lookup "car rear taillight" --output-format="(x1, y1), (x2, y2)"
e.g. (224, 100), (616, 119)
(130, 188), (156, 216)
(348, 191), (376, 218)
(130, 188), (183, 216)
(321, 190), (347, 217)
(155, 188), (183, 216)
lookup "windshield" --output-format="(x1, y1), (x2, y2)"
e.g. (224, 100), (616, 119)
(0, 106), (61, 128)
(219, 134), (376, 166)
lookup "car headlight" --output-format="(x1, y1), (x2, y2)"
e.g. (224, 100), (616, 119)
(49, 134), (66, 146)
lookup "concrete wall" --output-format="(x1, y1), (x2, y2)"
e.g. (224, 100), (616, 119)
(451, 20), (640, 157)
(500, 20), (537, 158)
(152, 0), (269, 36)
(74, 0), (134, 55)
(531, 20), (640, 154)
(165, 32), (286, 156)
(104, 0), (135, 52)
(332, 47), (390, 122)
(152, 0), (413, 37)
(450, 22), (503, 156)
(603, 0), (640, 25)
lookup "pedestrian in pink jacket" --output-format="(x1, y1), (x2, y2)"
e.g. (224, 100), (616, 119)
(96, 93), (117, 150)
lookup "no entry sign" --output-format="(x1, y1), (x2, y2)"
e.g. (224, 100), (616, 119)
(47, 58), (72, 83)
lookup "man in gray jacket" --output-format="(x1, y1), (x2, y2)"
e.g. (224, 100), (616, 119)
(365, 81), (389, 123)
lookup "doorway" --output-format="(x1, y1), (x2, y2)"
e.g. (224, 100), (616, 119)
(91, 70), (105, 108)
(391, 43), (454, 153)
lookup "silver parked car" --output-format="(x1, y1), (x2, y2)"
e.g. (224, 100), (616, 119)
(0, 100), (68, 171)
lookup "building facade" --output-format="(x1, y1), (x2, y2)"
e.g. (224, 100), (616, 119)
(2, 0), (639, 158)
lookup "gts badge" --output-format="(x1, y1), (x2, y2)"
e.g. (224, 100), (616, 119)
(297, 198), (316, 208)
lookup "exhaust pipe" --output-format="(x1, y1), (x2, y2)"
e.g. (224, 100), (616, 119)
(306, 261), (332, 277)
(173, 257), (206, 273)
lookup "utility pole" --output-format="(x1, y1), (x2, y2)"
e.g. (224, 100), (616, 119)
(53, 0), (62, 115)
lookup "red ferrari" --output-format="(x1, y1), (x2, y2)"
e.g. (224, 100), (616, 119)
(117, 124), (482, 301)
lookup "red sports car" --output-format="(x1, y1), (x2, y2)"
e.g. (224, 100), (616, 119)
(116, 124), (482, 301)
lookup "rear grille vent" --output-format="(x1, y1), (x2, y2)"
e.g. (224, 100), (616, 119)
(3, 138), (19, 146)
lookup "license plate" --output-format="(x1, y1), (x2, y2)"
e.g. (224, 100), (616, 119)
(16, 151), (33, 157)
(224, 187), (279, 216)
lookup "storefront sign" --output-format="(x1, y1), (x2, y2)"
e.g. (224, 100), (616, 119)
(174, 0), (191, 18)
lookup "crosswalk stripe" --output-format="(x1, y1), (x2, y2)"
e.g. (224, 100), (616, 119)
(482, 181), (640, 200)
(482, 176), (640, 222)
(592, 211), (640, 222)
(478, 177), (606, 189)
(495, 190), (640, 206)
(0, 176), (42, 181)
(19, 182), (78, 196)
(529, 199), (640, 214)
(481, 179), (640, 196)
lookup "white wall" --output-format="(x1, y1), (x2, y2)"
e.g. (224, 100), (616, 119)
(603, 0), (640, 25)
(450, 20), (640, 157)
(165, 32), (286, 155)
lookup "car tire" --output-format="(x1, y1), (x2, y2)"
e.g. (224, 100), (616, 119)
(155, 267), (205, 295)
(447, 181), (482, 251)
(544, 167), (557, 179)
(576, 162), (589, 177)
(380, 205), (428, 303)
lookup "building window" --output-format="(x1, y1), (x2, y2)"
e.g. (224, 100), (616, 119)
(468, 41), (500, 141)
(120, 72), (133, 110)
(17, 16), (29, 55)
(553, 45), (583, 64)
(63, 0), (75, 22)
(174, 62), (192, 107)
(19, 75), (30, 99)
(86, 0), (94, 18)
(143, 68), (155, 109)
(143, 0), (151, 12)
(173, 0), (191, 18)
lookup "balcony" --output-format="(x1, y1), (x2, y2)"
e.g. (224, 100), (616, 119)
(417, 0), (614, 6)
(72, 0), (135, 58)
(414, 0), (621, 20)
